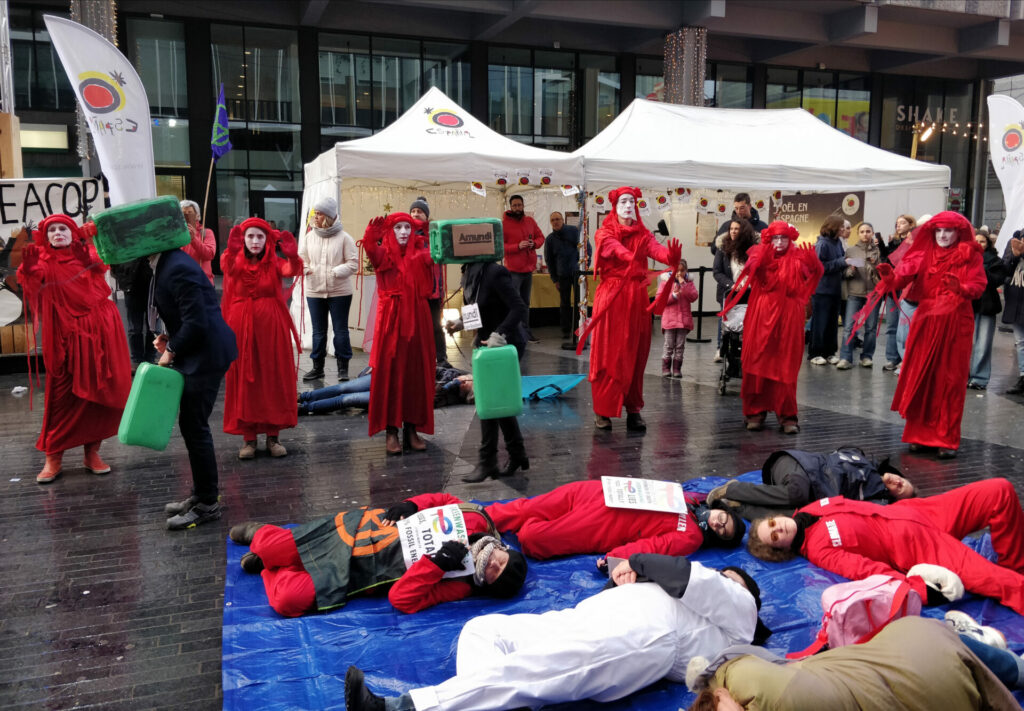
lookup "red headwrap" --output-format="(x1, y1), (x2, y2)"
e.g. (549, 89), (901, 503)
(760, 221), (800, 243)
(608, 186), (643, 206)
(917, 210), (974, 247)
(32, 213), (84, 248)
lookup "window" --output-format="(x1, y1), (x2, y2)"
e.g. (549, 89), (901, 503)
(712, 64), (751, 109)
(489, 47), (533, 139)
(319, 33), (371, 137)
(373, 37), (421, 129)
(766, 68), (871, 142)
(126, 18), (190, 167)
(10, 7), (76, 111)
(424, 42), (471, 109)
(802, 70), (837, 127)
(579, 53), (618, 140)
(837, 73), (871, 142)
(635, 57), (663, 102)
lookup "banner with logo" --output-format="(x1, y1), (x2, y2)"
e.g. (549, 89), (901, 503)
(602, 476), (688, 514)
(43, 15), (156, 206)
(988, 95), (1024, 254)
(771, 191), (864, 241)
(396, 505), (474, 578)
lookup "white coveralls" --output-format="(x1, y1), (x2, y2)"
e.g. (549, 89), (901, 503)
(407, 561), (757, 711)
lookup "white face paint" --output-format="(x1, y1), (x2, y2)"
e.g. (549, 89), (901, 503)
(935, 227), (957, 248)
(394, 221), (412, 245)
(47, 222), (74, 248)
(244, 227), (267, 256)
(771, 235), (789, 253)
(616, 194), (636, 221)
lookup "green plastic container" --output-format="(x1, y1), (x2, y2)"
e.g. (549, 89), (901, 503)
(429, 218), (503, 264)
(118, 362), (184, 451)
(472, 345), (523, 419)
(92, 196), (190, 265)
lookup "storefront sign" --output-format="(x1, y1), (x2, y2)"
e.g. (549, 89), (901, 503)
(771, 191), (864, 239)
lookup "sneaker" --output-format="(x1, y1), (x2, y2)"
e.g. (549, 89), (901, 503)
(713, 349), (723, 363)
(167, 501), (222, 531)
(827, 355), (840, 365)
(836, 359), (853, 370)
(239, 441), (257, 460)
(810, 356), (828, 366)
(967, 382), (986, 391)
(860, 358), (873, 368)
(945, 610), (1007, 649)
(594, 415), (612, 430)
(782, 422), (800, 434)
(883, 361), (899, 372)
(164, 495), (199, 516)
(527, 335), (540, 344)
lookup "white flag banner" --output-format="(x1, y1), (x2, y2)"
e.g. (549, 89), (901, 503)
(988, 94), (1024, 254)
(43, 15), (156, 206)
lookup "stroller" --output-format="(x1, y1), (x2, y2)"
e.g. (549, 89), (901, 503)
(718, 303), (746, 395)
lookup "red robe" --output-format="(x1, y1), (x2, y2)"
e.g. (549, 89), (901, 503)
(363, 215), (435, 436)
(585, 213), (674, 417)
(220, 243), (302, 437)
(796, 479), (1024, 616)
(18, 241), (130, 453)
(735, 243), (822, 420)
(889, 240), (985, 449)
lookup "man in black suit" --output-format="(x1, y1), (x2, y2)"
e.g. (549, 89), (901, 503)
(150, 247), (237, 530)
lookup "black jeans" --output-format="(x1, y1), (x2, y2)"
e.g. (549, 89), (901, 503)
(428, 297), (447, 363)
(178, 369), (226, 504)
(809, 293), (840, 358)
(123, 287), (156, 365)
(555, 278), (576, 336)
(479, 417), (525, 466)
(508, 271), (533, 335)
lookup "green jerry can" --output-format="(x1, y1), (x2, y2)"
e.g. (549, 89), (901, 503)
(429, 218), (503, 264)
(472, 345), (523, 419)
(118, 362), (185, 451)
(92, 195), (190, 265)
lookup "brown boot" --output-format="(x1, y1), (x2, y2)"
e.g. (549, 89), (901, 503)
(37, 452), (64, 484)
(403, 424), (426, 452)
(83, 441), (111, 474)
(267, 436), (287, 458)
(385, 427), (402, 456)
(238, 440), (257, 460)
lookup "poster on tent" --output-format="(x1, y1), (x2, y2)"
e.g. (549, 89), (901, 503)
(771, 191), (864, 242)
(695, 213), (719, 247)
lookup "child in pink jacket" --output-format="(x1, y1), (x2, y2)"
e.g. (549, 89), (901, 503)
(655, 259), (698, 377)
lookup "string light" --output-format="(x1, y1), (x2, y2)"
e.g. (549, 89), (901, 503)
(663, 27), (707, 106)
(70, 0), (118, 161)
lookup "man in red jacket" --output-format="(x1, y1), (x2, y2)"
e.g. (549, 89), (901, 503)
(501, 194), (545, 343)
(747, 478), (1024, 616)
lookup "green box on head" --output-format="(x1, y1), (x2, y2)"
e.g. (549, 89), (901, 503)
(429, 218), (503, 264)
(92, 196), (190, 265)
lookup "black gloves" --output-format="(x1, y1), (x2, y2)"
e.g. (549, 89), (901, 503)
(431, 540), (468, 572)
(384, 501), (418, 522)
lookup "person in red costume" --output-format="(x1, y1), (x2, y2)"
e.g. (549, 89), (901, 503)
(17, 214), (131, 483)
(748, 478), (1024, 616)
(580, 187), (681, 432)
(852, 211), (985, 459)
(384, 481), (745, 567)
(721, 221), (823, 434)
(221, 217), (303, 459)
(228, 507), (527, 617)
(362, 213), (436, 455)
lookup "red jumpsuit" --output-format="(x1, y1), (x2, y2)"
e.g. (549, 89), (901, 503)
(363, 213), (435, 436)
(17, 216), (131, 454)
(583, 190), (676, 418)
(250, 499), (494, 617)
(726, 227), (822, 423)
(796, 478), (1024, 615)
(220, 220), (302, 439)
(477, 480), (704, 560)
(886, 213), (986, 449)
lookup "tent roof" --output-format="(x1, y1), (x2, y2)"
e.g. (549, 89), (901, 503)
(313, 86), (584, 188)
(573, 98), (950, 192)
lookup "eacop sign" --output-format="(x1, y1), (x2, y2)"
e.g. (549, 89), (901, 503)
(0, 178), (103, 226)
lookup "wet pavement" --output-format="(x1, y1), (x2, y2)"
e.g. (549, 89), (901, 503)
(2, 317), (1023, 709)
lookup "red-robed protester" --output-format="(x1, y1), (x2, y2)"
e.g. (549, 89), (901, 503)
(221, 217), (302, 459)
(722, 222), (822, 434)
(17, 214), (131, 483)
(362, 212), (435, 454)
(852, 211), (985, 457)
(578, 186), (681, 432)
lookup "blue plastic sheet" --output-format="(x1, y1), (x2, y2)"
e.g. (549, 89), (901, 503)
(223, 472), (1024, 710)
(520, 374), (586, 401)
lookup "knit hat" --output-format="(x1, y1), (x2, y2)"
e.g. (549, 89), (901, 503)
(486, 550), (528, 598)
(720, 566), (773, 644)
(409, 196), (430, 219)
(313, 196), (339, 220)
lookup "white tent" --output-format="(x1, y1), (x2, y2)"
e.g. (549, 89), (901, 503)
(574, 98), (950, 193)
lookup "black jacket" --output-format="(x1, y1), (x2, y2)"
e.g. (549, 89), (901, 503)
(761, 447), (894, 505)
(543, 224), (589, 283)
(1002, 241), (1024, 326)
(153, 248), (237, 376)
(710, 207), (768, 255)
(463, 262), (527, 355)
(974, 248), (1007, 316)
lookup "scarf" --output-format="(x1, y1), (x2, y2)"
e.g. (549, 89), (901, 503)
(469, 535), (508, 586)
(313, 221), (343, 239)
(791, 512), (820, 553)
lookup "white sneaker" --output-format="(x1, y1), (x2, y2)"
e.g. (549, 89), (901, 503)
(713, 349), (723, 363)
(836, 359), (853, 370)
(945, 610), (1008, 649)
(810, 356), (828, 366)
(827, 355), (840, 365)
(860, 358), (873, 367)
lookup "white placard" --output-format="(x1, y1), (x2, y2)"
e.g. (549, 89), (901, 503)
(0, 177), (103, 228)
(846, 257), (865, 268)
(461, 303), (482, 330)
(397, 504), (474, 578)
(602, 476), (688, 514)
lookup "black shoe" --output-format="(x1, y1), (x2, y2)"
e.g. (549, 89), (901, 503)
(337, 358), (350, 382)
(462, 463), (500, 483)
(345, 666), (385, 711)
(937, 448), (959, 459)
(908, 443), (929, 453)
(967, 382), (986, 390)
(303, 358), (326, 382)
(229, 521), (266, 545)
(626, 413), (647, 432)
(1006, 376), (1024, 395)
(167, 501), (222, 530)
(240, 552), (264, 574)
(500, 456), (529, 477)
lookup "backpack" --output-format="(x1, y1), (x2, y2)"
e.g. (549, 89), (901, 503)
(786, 574), (922, 659)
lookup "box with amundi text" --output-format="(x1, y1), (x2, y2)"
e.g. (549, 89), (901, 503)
(429, 218), (503, 264)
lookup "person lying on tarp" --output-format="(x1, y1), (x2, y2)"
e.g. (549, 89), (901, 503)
(706, 446), (915, 521)
(228, 504), (527, 618)
(382, 479), (745, 568)
(345, 556), (769, 711)
(298, 365), (474, 416)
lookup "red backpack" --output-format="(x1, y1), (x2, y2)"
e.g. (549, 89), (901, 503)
(787, 574), (922, 659)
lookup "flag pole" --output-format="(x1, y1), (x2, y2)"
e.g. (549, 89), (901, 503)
(200, 156), (214, 234)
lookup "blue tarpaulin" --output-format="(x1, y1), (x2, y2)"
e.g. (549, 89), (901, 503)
(520, 374), (586, 401)
(222, 472), (1024, 710)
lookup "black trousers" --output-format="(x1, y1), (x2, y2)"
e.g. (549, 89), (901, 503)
(178, 369), (226, 503)
(555, 278), (576, 337)
(123, 286), (156, 365)
(479, 416), (525, 465)
(428, 297), (447, 363)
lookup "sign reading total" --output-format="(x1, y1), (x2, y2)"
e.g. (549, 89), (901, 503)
(397, 504), (474, 578)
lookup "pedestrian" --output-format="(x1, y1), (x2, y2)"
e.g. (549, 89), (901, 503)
(968, 230), (1007, 389)
(837, 221), (881, 369)
(1000, 230), (1024, 395)
(808, 215), (847, 366)
(501, 194), (544, 343)
(180, 200), (216, 284)
(653, 258), (698, 377)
